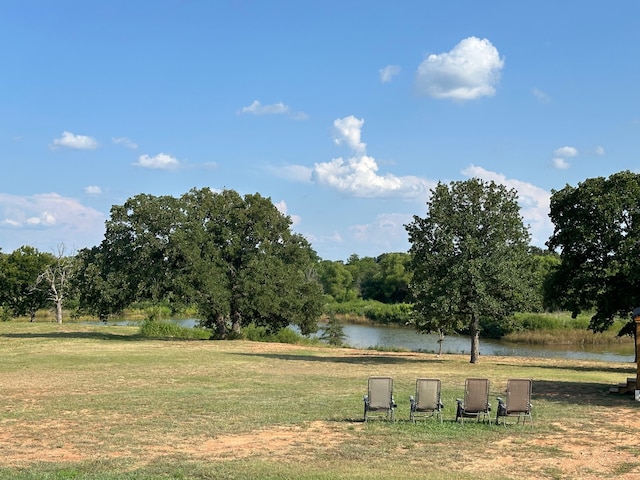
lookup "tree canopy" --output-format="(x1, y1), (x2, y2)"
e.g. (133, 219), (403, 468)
(546, 170), (640, 333)
(0, 246), (55, 321)
(405, 178), (535, 363)
(75, 188), (324, 337)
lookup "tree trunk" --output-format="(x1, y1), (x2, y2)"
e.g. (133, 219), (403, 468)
(437, 330), (444, 356)
(55, 300), (63, 324)
(215, 314), (227, 339)
(469, 312), (480, 364)
(231, 311), (242, 336)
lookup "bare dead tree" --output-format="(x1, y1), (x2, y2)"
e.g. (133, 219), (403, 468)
(36, 244), (74, 324)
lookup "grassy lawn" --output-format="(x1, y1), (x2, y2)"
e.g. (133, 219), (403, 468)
(0, 322), (639, 479)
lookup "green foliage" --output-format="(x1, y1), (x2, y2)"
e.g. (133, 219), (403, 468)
(325, 300), (413, 325)
(0, 246), (56, 321)
(138, 318), (211, 339)
(82, 188), (324, 339)
(241, 323), (316, 345)
(547, 170), (640, 333)
(316, 260), (358, 302)
(406, 178), (535, 363)
(319, 312), (347, 346)
(318, 253), (413, 304)
(512, 312), (591, 331)
(143, 303), (172, 322)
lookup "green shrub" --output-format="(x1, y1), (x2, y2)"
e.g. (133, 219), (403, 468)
(242, 323), (318, 345)
(325, 300), (412, 326)
(319, 312), (347, 346)
(139, 319), (211, 339)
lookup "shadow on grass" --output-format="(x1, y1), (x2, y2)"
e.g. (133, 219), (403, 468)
(498, 359), (636, 375)
(531, 379), (638, 406)
(1, 331), (155, 342)
(232, 352), (448, 365)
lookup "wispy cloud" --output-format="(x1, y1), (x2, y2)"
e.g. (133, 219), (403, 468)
(532, 87), (551, 103)
(84, 185), (103, 195)
(379, 65), (401, 83)
(50, 131), (98, 150)
(237, 100), (308, 120)
(416, 37), (504, 100)
(350, 213), (413, 249)
(461, 165), (552, 246)
(112, 137), (138, 150)
(269, 164), (313, 183)
(0, 192), (105, 251)
(134, 153), (181, 170)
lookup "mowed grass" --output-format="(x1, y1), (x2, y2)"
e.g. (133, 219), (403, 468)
(0, 323), (639, 480)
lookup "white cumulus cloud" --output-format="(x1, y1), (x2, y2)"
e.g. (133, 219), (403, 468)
(416, 37), (504, 100)
(552, 158), (570, 170)
(551, 146), (578, 170)
(51, 131), (99, 150)
(134, 153), (181, 170)
(554, 146), (578, 158)
(312, 116), (434, 199)
(333, 116), (366, 153)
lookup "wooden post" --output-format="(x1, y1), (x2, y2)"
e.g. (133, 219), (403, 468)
(634, 307), (640, 400)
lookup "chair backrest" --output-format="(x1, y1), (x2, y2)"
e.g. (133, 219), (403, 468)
(368, 376), (393, 409)
(415, 378), (441, 410)
(506, 379), (532, 413)
(464, 378), (490, 413)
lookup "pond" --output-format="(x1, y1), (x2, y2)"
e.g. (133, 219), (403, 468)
(98, 318), (635, 364)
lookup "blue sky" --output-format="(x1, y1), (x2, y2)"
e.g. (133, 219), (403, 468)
(1, 1), (638, 261)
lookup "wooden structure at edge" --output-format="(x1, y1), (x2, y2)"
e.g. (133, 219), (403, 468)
(609, 308), (640, 396)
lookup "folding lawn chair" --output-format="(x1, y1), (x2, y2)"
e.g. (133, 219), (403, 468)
(410, 378), (444, 423)
(496, 378), (533, 427)
(363, 376), (396, 422)
(456, 378), (491, 424)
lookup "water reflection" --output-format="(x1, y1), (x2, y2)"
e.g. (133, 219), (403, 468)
(339, 323), (635, 363)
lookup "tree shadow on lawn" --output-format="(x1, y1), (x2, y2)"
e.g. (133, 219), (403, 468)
(498, 359), (636, 376)
(231, 352), (448, 365)
(0, 331), (153, 342)
(532, 379), (638, 407)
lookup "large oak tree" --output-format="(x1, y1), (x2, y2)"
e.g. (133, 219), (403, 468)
(546, 170), (640, 333)
(406, 178), (535, 363)
(76, 188), (323, 338)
